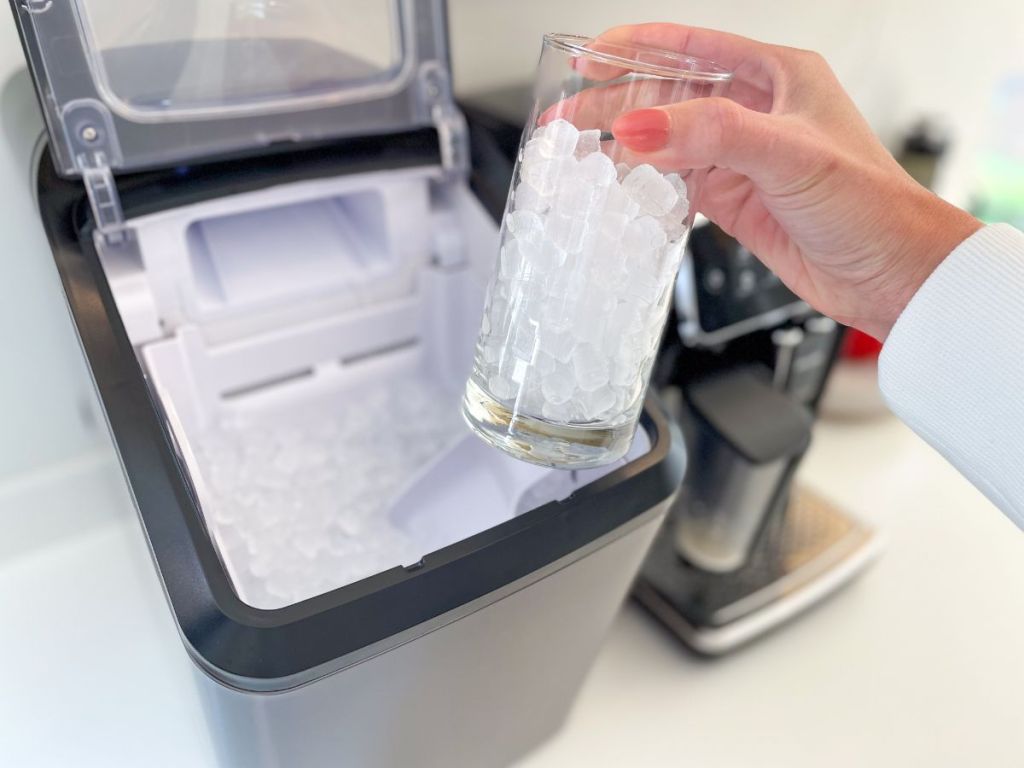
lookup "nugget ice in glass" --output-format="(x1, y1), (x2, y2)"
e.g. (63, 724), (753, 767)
(463, 33), (733, 468)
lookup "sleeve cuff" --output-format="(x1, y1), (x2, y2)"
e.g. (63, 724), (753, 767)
(879, 223), (1024, 529)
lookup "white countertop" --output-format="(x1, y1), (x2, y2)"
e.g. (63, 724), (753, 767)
(521, 412), (1024, 768)
(3, 411), (1024, 768)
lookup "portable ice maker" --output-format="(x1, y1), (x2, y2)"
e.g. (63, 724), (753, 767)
(11, 1), (685, 765)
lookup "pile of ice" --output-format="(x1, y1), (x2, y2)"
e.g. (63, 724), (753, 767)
(475, 119), (690, 425)
(195, 379), (465, 609)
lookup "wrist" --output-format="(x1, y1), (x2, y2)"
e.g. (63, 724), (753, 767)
(870, 185), (982, 341)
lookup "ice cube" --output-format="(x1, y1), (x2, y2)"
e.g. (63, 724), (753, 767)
(537, 119), (579, 157)
(610, 355), (638, 387)
(576, 151), (617, 188)
(664, 173), (690, 219)
(609, 302), (644, 335)
(574, 129), (602, 158)
(571, 344), (611, 392)
(518, 238), (567, 275)
(595, 264), (630, 293)
(622, 164), (679, 216)
(293, 527), (322, 560)
(615, 162), (631, 181)
(513, 181), (550, 214)
(506, 210), (545, 245)
(498, 241), (525, 280)
(507, 316), (539, 363)
(537, 326), (576, 362)
(658, 173), (690, 239)
(579, 386), (617, 420)
(621, 215), (669, 257)
(535, 350), (557, 376)
(605, 387), (633, 421)
(618, 376), (647, 413)
(541, 364), (576, 405)
(571, 286), (615, 347)
(661, 218), (688, 242)
(587, 237), (629, 292)
(480, 337), (502, 366)
(603, 179), (641, 220)
(521, 155), (566, 196)
(196, 360), (468, 606)
(624, 268), (665, 305)
(516, 373), (546, 415)
(546, 210), (589, 253)
(555, 173), (608, 216)
(599, 211), (630, 241)
(540, 295), (575, 335)
(541, 398), (576, 423)
(522, 138), (545, 166)
(656, 240), (686, 286)
(486, 295), (510, 335)
(607, 330), (643, 377)
(639, 313), (667, 352)
(489, 373), (517, 401)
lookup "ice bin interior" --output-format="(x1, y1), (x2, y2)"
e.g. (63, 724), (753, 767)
(97, 166), (650, 609)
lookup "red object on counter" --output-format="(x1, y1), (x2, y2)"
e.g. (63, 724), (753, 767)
(841, 328), (883, 360)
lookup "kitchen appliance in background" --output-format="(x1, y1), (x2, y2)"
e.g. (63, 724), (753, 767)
(896, 117), (950, 191)
(637, 222), (884, 654)
(11, 2), (685, 766)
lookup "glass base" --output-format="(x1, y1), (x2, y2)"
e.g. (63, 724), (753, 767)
(461, 379), (635, 469)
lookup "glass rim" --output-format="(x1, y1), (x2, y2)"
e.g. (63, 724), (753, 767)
(543, 32), (733, 82)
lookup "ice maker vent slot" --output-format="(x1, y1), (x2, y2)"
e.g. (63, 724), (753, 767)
(185, 191), (392, 311)
(341, 338), (419, 367)
(221, 367), (315, 401)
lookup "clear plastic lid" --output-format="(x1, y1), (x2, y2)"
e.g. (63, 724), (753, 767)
(13, 0), (457, 175)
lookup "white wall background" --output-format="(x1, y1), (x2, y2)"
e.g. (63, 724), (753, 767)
(449, 0), (1024, 205)
(0, 65), (105, 493)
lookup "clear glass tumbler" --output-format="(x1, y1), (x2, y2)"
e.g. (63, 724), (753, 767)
(463, 33), (733, 468)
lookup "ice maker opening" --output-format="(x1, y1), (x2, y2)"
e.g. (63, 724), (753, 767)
(185, 191), (394, 310)
(101, 168), (654, 611)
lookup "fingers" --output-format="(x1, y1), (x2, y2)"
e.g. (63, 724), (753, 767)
(612, 98), (818, 192)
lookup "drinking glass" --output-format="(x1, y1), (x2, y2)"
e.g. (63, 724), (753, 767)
(463, 32), (732, 468)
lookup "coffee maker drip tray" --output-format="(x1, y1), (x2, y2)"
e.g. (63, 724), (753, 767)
(634, 485), (883, 655)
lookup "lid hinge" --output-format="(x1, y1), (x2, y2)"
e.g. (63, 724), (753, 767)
(81, 159), (127, 246)
(62, 99), (129, 246)
(418, 63), (469, 178)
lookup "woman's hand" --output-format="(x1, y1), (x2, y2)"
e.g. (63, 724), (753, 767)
(602, 24), (980, 340)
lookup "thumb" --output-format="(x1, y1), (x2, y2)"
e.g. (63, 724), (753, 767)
(611, 98), (814, 191)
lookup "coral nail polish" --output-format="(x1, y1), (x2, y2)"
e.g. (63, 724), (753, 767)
(612, 109), (670, 152)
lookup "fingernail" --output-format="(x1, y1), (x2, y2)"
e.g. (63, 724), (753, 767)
(612, 109), (670, 152)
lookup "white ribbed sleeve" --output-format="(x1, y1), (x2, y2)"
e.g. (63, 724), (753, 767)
(879, 223), (1024, 530)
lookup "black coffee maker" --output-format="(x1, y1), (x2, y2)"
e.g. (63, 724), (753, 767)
(635, 223), (882, 654)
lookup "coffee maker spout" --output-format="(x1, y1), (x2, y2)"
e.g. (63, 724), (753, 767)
(674, 365), (813, 573)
